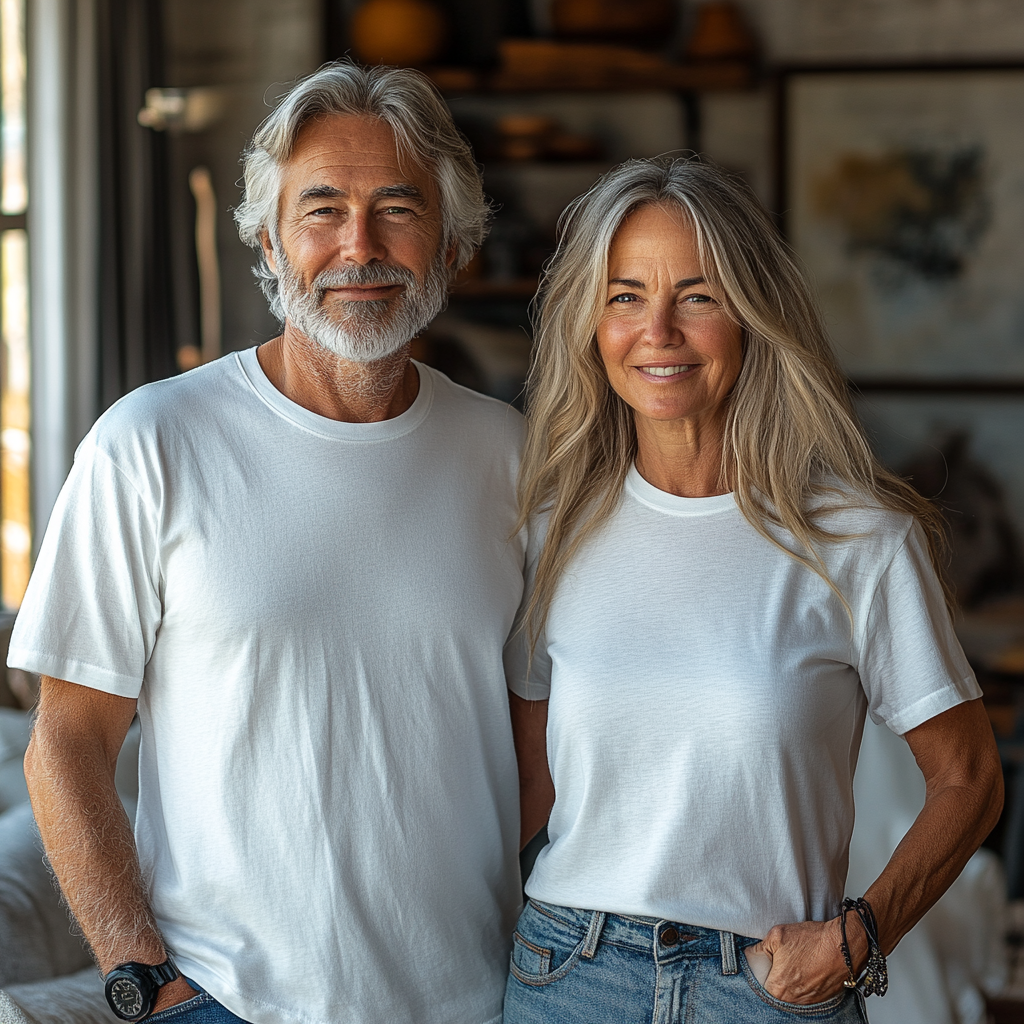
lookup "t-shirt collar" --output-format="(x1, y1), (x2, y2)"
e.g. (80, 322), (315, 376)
(235, 346), (434, 441)
(625, 463), (737, 517)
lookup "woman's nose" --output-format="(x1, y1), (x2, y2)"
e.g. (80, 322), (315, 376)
(642, 304), (683, 347)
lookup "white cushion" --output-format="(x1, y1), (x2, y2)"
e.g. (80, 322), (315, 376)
(2, 967), (120, 1024)
(0, 803), (93, 986)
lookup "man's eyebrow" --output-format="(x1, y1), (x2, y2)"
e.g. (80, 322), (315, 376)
(297, 185), (346, 202)
(373, 183), (426, 202)
(296, 183), (428, 204)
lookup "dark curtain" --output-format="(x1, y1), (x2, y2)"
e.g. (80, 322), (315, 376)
(95, 0), (177, 410)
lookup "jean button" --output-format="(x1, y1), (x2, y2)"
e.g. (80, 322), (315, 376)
(660, 926), (679, 946)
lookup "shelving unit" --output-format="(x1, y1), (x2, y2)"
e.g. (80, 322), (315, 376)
(417, 55), (757, 403)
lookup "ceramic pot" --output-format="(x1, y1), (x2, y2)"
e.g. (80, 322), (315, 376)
(685, 1), (756, 61)
(550, 0), (675, 42)
(350, 0), (447, 67)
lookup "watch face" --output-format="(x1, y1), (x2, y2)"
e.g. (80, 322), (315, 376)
(109, 977), (144, 1019)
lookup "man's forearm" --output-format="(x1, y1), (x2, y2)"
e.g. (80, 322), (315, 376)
(24, 685), (166, 974)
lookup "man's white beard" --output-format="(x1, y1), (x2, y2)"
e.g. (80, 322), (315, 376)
(275, 248), (450, 364)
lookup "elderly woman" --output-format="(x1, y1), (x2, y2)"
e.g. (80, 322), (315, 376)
(504, 157), (1003, 1023)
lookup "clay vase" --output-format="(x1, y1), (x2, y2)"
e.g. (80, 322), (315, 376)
(685, 1), (757, 61)
(350, 0), (447, 67)
(550, 0), (675, 44)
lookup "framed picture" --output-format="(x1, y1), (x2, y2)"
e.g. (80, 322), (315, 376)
(778, 64), (1024, 390)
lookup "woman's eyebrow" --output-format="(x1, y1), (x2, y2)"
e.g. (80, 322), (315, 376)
(607, 276), (706, 288)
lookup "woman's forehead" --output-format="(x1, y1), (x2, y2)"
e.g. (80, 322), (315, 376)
(607, 205), (703, 274)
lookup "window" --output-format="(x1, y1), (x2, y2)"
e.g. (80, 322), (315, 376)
(0, 0), (27, 609)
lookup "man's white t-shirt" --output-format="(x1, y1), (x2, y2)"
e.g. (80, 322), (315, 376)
(10, 350), (527, 1024)
(506, 465), (980, 941)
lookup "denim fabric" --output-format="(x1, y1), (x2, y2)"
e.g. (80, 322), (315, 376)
(503, 900), (868, 1024)
(144, 980), (250, 1023)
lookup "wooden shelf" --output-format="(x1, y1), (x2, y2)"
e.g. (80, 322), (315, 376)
(428, 57), (755, 95)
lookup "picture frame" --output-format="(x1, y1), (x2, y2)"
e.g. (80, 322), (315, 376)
(776, 63), (1024, 392)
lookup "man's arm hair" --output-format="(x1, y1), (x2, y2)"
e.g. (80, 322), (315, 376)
(24, 677), (164, 973)
(26, 677), (199, 1011)
(26, 677), (202, 1012)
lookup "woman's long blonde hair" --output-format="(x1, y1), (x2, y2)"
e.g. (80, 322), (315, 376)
(516, 156), (950, 642)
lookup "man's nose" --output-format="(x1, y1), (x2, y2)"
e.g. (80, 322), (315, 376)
(338, 210), (387, 265)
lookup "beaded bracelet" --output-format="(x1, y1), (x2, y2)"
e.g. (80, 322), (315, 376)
(840, 897), (888, 997)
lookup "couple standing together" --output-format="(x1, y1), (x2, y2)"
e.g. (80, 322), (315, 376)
(11, 62), (1001, 1024)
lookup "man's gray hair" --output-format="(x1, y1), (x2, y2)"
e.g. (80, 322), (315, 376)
(235, 61), (491, 320)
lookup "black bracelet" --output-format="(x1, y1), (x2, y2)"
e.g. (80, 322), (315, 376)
(839, 897), (888, 997)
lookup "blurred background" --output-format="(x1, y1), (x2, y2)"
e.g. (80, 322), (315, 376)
(0, 1), (1021, 1020)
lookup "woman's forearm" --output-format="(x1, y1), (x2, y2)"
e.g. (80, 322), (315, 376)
(509, 693), (554, 850)
(756, 698), (1002, 1005)
(863, 698), (1003, 954)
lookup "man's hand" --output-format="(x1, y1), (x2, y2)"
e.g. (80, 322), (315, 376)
(150, 976), (199, 1014)
(747, 917), (867, 1005)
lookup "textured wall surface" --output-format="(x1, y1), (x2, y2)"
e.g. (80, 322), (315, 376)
(738, 0), (1024, 62)
(697, 0), (1024, 540)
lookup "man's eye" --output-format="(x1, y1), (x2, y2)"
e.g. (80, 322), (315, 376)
(382, 206), (412, 215)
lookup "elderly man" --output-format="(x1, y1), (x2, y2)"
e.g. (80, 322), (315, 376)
(12, 63), (530, 1024)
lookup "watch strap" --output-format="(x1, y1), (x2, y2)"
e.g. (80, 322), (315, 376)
(147, 958), (181, 986)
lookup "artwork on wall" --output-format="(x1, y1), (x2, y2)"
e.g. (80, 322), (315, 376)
(779, 64), (1024, 388)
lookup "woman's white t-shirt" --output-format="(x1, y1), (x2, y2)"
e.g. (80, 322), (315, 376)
(505, 465), (980, 940)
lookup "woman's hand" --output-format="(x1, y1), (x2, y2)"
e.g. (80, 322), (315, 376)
(747, 917), (867, 1005)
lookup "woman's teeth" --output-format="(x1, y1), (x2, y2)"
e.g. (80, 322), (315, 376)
(644, 365), (690, 376)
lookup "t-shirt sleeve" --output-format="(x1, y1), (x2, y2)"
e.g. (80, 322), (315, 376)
(7, 439), (162, 698)
(858, 521), (981, 735)
(503, 515), (552, 701)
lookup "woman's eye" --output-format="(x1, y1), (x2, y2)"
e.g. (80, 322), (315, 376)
(609, 293), (636, 304)
(683, 293), (714, 304)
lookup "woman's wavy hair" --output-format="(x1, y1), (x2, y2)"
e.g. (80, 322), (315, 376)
(516, 155), (951, 642)
(234, 60), (491, 321)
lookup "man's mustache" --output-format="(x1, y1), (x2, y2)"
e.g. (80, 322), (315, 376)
(311, 262), (417, 301)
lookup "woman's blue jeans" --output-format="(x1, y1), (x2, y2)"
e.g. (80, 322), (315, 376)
(503, 899), (868, 1023)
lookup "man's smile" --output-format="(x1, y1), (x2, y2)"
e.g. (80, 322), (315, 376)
(324, 283), (404, 302)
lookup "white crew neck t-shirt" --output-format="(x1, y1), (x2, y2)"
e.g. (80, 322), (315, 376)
(10, 349), (527, 1024)
(506, 465), (979, 940)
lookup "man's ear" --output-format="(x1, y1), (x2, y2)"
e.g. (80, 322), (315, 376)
(260, 230), (278, 274)
(445, 240), (458, 269)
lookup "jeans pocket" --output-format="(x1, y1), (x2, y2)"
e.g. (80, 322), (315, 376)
(145, 992), (212, 1020)
(508, 900), (587, 987)
(739, 949), (851, 1017)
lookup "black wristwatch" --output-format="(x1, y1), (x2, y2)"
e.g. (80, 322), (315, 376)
(104, 957), (181, 1021)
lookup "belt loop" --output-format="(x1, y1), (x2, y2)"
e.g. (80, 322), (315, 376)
(581, 911), (607, 959)
(719, 931), (738, 975)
